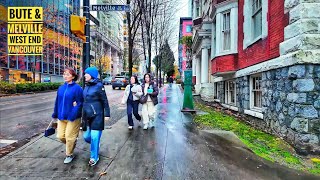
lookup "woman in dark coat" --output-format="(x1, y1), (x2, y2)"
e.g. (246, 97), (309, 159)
(141, 73), (158, 129)
(82, 67), (110, 166)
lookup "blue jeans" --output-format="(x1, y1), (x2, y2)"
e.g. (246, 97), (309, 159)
(83, 126), (102, 161)
(127, 99), (141, 126)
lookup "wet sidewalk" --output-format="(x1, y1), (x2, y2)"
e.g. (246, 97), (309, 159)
(0, 84), (318, 180)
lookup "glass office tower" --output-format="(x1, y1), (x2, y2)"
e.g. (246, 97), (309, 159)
(0, 0), (83, 83)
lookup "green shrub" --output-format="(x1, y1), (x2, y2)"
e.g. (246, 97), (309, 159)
(0, 81), (16, 94)
(14, 82), (62, 93)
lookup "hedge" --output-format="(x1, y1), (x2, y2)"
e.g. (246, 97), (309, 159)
(0, 81), (62, 94)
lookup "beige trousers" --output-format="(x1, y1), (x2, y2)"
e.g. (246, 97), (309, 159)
(142, 101), (156, 125)
(57, 119), (81, 156)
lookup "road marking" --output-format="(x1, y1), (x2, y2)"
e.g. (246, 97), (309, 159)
(0, 139), (18, 144)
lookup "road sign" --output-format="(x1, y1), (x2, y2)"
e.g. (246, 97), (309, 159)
(91, 5), (130, 12)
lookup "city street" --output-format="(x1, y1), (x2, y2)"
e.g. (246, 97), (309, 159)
(1, 0), (320, 179)
(0, 85), (126, 153)
(0, 84), (317, 179)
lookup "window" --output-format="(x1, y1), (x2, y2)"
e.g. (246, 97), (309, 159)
(251, 75), (262, 109)
(243, 0), (267, 48)
(215, 1), (238, 56)
(214, 82), (219, 99)
(186, 25), (192, 33)
(222, 11), (231, 51)
(252, 0), (262, 39)
(225, 80), (236, 105)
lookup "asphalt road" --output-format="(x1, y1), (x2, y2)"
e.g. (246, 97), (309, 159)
(0, 85), (127, 149)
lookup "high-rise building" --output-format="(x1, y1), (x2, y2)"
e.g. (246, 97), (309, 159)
(1, 0), (83, 83)
(88, 0), (125, 76)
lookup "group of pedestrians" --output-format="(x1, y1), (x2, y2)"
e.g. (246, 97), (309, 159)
(121, 73), (158, 130)
(51, 67), (158, 167)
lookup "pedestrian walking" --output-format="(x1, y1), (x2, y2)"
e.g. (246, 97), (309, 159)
(82, 67), (110, 166)
(52, 67), (83, 164)
(141, 73), (158, 130)
(169, 76), (173, 88)
(121, 75), (143, 129)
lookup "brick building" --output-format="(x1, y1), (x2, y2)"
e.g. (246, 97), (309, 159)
(179, 17), (193, 78)
(192, 0), (320, 154)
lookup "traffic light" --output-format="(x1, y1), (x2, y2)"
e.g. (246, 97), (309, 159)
(70, 15), (86, 41)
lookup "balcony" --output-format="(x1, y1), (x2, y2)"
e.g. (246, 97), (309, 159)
(193, 17), (202, 26)
(192, 21), (212, 52)
(211, 54), (238, 76)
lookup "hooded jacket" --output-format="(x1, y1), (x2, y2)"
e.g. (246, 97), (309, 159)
(52, 81), (83, 121)
(83, 79), (110, 130)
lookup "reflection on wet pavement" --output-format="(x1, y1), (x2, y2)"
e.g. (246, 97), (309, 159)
(103, 84), (318, 180)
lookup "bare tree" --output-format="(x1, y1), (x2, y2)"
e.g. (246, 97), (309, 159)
(126, 0), (142, 77)
(153, 0), (180, 86)
(126, 0), (180, 77)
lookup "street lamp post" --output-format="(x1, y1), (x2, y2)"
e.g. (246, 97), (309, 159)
(82, 0), (90, 87)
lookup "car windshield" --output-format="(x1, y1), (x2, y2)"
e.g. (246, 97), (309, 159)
(115, 76), (125, 80)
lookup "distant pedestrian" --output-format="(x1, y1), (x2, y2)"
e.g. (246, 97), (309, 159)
(82, 67), (110, 166)
(169, 76), (174, 87)
(121, 75), (142, 129)
(52, 67), (83, 164)
(141, 73), (158, 130)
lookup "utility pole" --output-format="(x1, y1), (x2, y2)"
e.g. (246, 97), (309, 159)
(82, 0), (90, 87)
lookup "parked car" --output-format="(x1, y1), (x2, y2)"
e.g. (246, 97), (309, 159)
(43, 77), (51, 83)
(102, 76), (112, 85)
(111, 76), (129, 90)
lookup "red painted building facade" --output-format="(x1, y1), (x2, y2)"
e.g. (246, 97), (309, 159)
(192, 0), (320, 154)
(211, 0), (289, 74)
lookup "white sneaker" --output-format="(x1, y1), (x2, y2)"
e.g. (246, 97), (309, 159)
(64, 155), (75, 164)
(128, 126), (133, 130)
(143, 124), (148, 130)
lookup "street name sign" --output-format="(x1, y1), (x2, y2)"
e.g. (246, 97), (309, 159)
(91, 5), (130, 12)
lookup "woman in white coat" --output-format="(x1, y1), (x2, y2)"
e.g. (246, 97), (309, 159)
(121, 75), (143, 129)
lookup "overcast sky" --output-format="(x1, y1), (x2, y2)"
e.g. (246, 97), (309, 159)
(173, 0), (190, 64)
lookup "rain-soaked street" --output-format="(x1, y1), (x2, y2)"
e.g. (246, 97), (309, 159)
(0, 84), (318, 179)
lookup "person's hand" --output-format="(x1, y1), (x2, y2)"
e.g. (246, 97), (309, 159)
(104, 117), (110, 121)
(73, 101), (77, 106)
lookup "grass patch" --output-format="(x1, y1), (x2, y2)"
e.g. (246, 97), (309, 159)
(194, 102), (320, 175)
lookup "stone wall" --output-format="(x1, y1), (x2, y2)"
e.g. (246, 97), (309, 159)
(263, 64), (320, 155)
(200, 83), (215, 102)
(233, 64), (320, 155)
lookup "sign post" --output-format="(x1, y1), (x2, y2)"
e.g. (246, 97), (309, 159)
(80, 3), (130, 87)
(91, 5), (130, 12)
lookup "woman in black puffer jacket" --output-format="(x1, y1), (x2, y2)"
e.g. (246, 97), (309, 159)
(82, 67), (110, 166)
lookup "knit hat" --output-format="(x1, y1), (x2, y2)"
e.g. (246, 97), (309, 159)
(85, 67), (99, 79)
